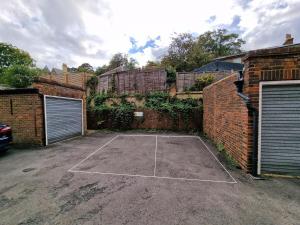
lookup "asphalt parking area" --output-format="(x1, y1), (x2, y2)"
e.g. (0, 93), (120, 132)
(70, 135), (236, 183)
(0, 131), (299, 225)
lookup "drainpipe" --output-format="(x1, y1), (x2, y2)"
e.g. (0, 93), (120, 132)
(234, 71), (258, 176)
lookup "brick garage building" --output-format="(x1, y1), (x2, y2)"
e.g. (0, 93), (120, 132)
(203, 44), (300, 176)
(0, 78), (86, 146)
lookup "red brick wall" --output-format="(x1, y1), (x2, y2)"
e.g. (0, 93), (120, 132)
(203, 74), (250, 170)
(242, 45), (300, 172)
(32, 79), (87, 133)
(243, 45), (300, 110)
(33, 78), (86, 99)
(87, 109), (202, 131)
(0, 93), (44, 145)
(0, 80), (88, 146)
(203, 44), (300, 172)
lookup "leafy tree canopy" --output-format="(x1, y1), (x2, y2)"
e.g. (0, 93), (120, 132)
(95, 53), (138, 75)
(161, 29), (245, 72)
(197, 29), (245, 57)
(161, 33), (195, 72)
(0, 42), (34, 74)
(145, 60), (161, 69)
(95, 65), (108, 76)
(0, 65), (40, 88)
(107, 53), (129, 70)
(77, 63), (94, 73)
(107, 53), (138, 71)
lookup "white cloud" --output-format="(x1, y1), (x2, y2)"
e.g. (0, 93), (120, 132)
(0, 0), (299, 69)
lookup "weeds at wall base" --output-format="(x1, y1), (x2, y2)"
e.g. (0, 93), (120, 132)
(201, 135), (240, 170)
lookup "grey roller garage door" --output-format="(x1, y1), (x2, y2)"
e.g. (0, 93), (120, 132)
(260, 84), (300, 175)
(45, 96), (83, 145)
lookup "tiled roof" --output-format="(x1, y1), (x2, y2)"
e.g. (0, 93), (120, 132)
(193, 61), (244, 73)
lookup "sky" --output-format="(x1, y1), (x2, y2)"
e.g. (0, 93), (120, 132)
(0, 0), (299, 69)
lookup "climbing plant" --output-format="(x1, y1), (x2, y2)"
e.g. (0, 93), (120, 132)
(91, 93), (135, 130)
(144, 92), (201, 129)
(188, 74), (214, 91)
(88, 91), (201, 130)
(86, 76), (98, 96)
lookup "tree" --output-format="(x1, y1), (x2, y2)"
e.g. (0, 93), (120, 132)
(145, 60), (161, 68)
(161, 29), (245, 72)
(77, 63), (94, 73)
(0, 42), (34, 75)
(0, 65), (40, 88)
(107, 53), (129, 70)
(161, 33), (195, 72)
(127, 57), (138, 70)
(196, 29), (245, 58)
(165, 66), (176, 86)
(96, 53), (138, 74)
(95, 65), (108, 75)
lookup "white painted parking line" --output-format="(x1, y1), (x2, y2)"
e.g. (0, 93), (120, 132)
(120, 134), (199, 138)
(69, 169), (156, 178)
(154, 135), (158, 176)
(68, 135), (120, 172)
(69, 169), (237, 184)
(68, 134), (237, 184)
(196, 136), (237, 184)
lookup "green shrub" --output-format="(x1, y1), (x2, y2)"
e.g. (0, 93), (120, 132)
(133, 93), (144, 101)
(144, 92), (202, 129)
(111, 102), (135, 130)
(0, 65), (39, 88)
(145, 92), (169, 109)
(194, 74), (214, 91)
(94, 93), (109, 106)
(166, 66), (176, 86)
(89, 91), (201, 131)
(91, 93), (135, 130)
(216, 142), (238, 168)
(86, 76), (98, 96)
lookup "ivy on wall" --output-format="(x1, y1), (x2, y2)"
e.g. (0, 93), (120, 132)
(91, 93), (135, 130)
(144, 92), (201, 129)
(185, 74), (215, 91)
(87, 92), (202, 130)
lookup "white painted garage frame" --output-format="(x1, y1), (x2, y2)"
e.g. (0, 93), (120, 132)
(44, 95), (84, 146)
(258, 80), (300, 175)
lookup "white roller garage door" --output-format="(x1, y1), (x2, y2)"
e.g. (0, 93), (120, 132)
(258, 81), (300, 175)
(44, 95), (83, 145)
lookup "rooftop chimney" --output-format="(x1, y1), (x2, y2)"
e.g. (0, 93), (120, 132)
(62, 63), (68, 74)
(283, 34), (294, 45)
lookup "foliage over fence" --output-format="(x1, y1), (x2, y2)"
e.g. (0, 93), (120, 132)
(144, 92), (201, 128)
(87, 92), (202, 130)
(177, 72), (230, 92)
(188, 74), (214, 91)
